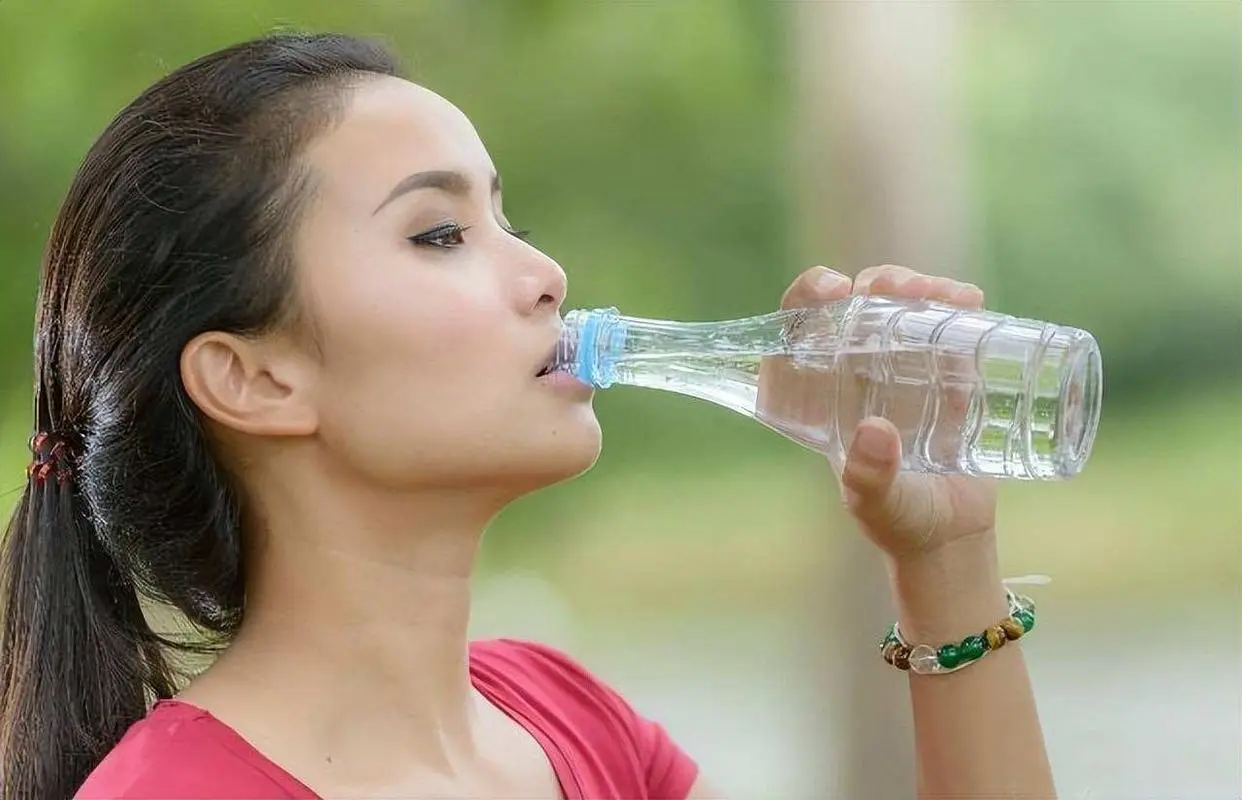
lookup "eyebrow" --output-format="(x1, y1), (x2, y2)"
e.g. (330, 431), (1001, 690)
(373, 170), (502, 215)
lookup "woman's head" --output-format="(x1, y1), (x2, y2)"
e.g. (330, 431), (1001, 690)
(185, 71), (600, 499)
(0, 32), (598, 798)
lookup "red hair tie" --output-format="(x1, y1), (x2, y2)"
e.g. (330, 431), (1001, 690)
(27, 431), (75, 486)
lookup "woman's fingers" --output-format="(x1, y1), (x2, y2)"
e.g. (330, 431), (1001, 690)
(782, 265), (853, 310)
(853, 264), (985, 309)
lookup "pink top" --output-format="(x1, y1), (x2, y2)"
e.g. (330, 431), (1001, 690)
(75, 638), (699, 799)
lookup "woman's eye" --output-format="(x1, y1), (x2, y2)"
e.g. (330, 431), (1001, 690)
(408, 222), (470, 249)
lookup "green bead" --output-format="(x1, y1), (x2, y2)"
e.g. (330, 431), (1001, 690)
(937, 644), (961, 669)
(1016, 610), (1036, 632)
(960, 635), (988, 662)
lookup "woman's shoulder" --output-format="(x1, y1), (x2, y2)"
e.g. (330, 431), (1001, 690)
(469, 637), (699, 799)
(469, 636), (634, 721)
(74, 700), (308, 799)
(469, 636), (601, 683)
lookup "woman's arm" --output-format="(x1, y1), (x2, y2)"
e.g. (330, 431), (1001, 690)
(684, 542), (1054, 800)
(889, 536), (1055, 798)
(684, 547), (1055, 800)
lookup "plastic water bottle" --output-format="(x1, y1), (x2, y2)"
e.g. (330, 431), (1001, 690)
(554, 295), (1102, 480)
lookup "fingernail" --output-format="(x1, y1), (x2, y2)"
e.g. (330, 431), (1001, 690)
(815, 267), (848, 293)
(853, 424), (889, 461)
(957, 282), (983, 300)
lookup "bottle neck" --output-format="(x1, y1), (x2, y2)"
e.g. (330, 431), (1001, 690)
(564, 308), (781, 385)
(558, 299), (867, 416)
(568, 299), (880, 377)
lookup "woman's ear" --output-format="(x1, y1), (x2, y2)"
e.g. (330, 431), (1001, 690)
(181, 331), (319, 437)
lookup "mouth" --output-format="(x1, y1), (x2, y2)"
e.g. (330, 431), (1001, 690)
(534, 346), (561, 378)
(532, 335), (592, 397)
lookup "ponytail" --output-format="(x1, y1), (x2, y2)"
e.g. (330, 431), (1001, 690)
(0, 30), (406, 798)
(0, 440), (174, 798)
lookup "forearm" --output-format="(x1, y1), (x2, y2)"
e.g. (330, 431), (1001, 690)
(888, 535), (1056, 800)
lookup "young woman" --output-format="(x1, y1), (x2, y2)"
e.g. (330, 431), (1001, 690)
(0, 33), (1055, 799)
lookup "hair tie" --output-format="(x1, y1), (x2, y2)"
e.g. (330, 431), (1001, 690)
(27, 431), (76, 486)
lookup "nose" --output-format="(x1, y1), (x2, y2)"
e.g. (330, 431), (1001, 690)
(516, 250), (568, 317)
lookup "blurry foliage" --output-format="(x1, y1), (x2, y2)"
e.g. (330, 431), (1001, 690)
(0, 1), (1237, 528)
(965, 2), (1240, 400)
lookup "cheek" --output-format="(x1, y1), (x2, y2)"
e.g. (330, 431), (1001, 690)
(324, 296), (500, 398)
(304, 260), (512, 471)
(309, 242), (500, 372)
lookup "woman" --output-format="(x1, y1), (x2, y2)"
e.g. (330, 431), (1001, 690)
(0, 33), (1055, 799)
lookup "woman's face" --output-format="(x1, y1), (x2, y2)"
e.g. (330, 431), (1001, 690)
(290, 76), (601, 494)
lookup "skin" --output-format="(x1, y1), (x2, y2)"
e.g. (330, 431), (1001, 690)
(177, 75), (1055, 799)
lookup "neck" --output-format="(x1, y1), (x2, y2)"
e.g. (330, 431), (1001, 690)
(224, 454), (507, 764)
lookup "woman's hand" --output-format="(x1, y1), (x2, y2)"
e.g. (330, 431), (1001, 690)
(758, 264), (999, 564)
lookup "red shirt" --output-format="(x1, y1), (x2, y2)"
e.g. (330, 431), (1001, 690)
(75, 638), (699, 799)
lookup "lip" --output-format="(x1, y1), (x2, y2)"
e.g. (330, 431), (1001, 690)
(536, 368), (593, 397)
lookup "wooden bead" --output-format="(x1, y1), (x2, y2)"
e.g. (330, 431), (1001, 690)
(1000, 617), (1025, 640)
(985, 626), (1008, 650)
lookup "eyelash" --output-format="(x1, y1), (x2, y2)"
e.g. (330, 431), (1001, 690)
(407, 222), (532, 249)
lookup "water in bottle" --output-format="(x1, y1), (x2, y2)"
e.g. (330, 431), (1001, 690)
(553, 295), (1102, 480)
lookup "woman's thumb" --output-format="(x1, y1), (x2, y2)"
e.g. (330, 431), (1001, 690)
(840, 418), (903, 532)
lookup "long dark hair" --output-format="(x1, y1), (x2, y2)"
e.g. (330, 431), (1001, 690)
(0, 33), (401, 798)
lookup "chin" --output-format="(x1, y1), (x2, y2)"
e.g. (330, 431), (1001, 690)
(508, 419), (603, 493)
(545, 421), (604, 480)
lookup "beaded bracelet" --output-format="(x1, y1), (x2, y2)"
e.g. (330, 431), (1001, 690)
(880, 589), (1036, 675)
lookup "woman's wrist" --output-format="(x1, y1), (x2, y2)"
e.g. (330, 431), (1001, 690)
(885, 531), (1010, 643)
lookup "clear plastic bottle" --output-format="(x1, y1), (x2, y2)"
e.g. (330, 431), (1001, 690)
(555, 295), (1102, 480)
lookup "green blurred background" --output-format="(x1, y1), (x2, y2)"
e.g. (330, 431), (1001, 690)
(0, 1), (1238, 797)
